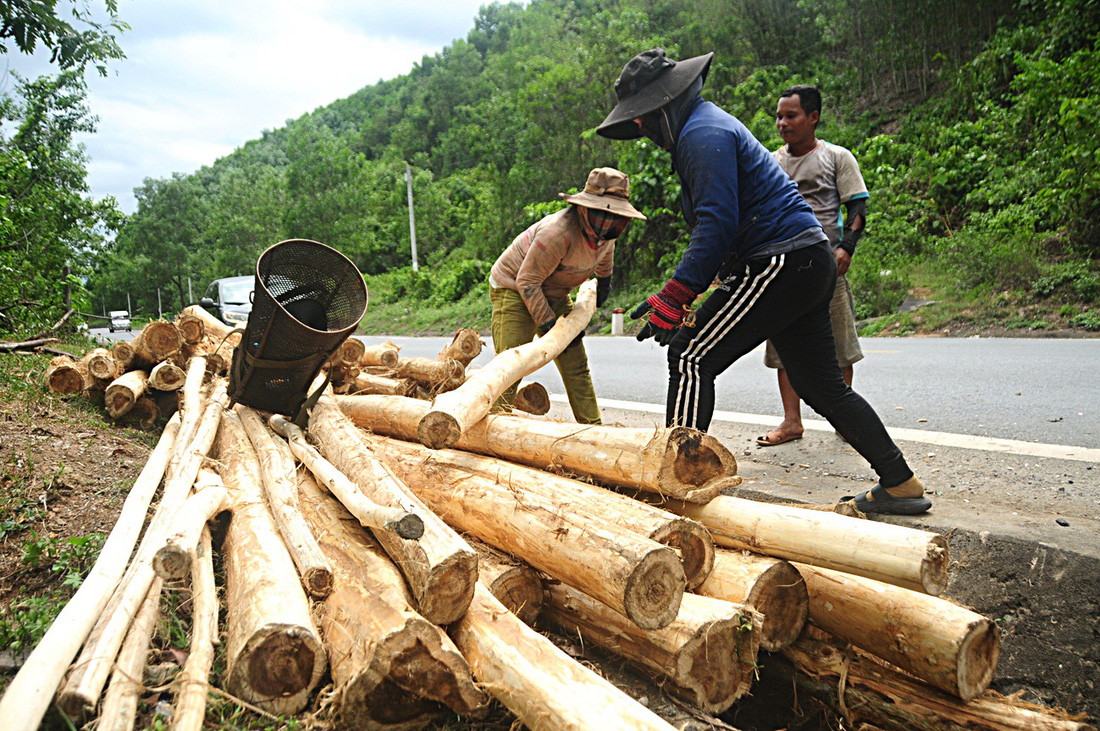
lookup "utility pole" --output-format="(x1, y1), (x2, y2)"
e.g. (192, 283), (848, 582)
(127, 293), (131, 314)
(405, 164), (419, 272)
(188, 277), (193, 303)
(157, 288), (162, 318)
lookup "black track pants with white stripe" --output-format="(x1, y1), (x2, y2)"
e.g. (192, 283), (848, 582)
(665, 244), (913, 488)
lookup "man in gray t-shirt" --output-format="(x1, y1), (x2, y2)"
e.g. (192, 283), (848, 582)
(757, 85), (870, 447)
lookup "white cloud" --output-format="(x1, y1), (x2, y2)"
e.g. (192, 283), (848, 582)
(4, 0), (500, 213)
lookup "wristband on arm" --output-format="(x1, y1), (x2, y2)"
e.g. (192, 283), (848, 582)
(840, 197), (867, 255)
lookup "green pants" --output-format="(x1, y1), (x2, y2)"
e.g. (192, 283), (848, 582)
(489, 286), (601, 424)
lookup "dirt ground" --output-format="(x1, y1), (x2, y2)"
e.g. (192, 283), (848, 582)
(1, 347), (1097, 729)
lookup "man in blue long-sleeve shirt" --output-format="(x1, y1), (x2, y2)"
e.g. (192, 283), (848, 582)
(597, 49), (930, 515)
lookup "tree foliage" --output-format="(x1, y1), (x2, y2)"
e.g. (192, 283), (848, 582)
(0, 0), (126, 76)
(88, 0), (1100, 331)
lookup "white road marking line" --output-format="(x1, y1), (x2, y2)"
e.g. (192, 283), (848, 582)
(549, 395), (1100, 464)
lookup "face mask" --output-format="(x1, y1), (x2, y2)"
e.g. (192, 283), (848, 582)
(585, 208), (631, 241)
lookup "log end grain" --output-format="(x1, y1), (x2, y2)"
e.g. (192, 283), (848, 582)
(484, 565), (544, 626)
(660, 428), (740, 503)
(153, 543), (192, 580)
(138, 320), (184, 361)
(228, 623), (326, 715)
(176, 314), (206, 345)
(104, 385), (137, 418)
(677, 612), (760, 713)
(417, 410), (462, 450)
(302, 566), (335, 599)
(384, 626), (489, 716)
(414, 550), (478, 625)
(338, 675), (442, 730)
(956, 618), (1001, 701)
(747, 560), (808, 652)
(650, 518), (715, 591)
(622, 547), (686, 630)
(513, 382), (550, 415)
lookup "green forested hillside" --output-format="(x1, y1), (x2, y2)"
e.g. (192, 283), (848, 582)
(5, 0), (1099, 338)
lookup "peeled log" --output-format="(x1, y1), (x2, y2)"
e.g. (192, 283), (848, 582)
(131, 319), (182, 366)
(105, 369), (149, 418)
(543, 584), (761, 713)
(349, 372), (416, 397)
(238, 407), (333, 599)
(450, 585), (677, 731)
(367, 435), (685, 631)
(296, 471), (488, 727)
(338, 394), (738, 503)
(395, 356), (465, 391)
(149, 360), (186, 391)
(360, 341), (400, 369)
(56, 389), (224, 722)
(44, 355), (90, 395)
(795, 563), (999, 701)
(661, 495), (949, 594)
(436, 328), (483, 365)
(97, 577), (162, 731)
(513, 382), (550, 414)
(695, 549), (807, 651)
(172, 527), (217, 731)
(782, 625), (1087, 731)
(475, 544), (544, 625)
(218, 410), (326, 715)
(307, 396), (477, 625)
(373, 441), (713, 590)
(152, 468), (228, 580)
(418, 278), (597, 450)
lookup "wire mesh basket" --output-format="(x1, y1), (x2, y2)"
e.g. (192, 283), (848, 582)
(228, 239), (368, 418)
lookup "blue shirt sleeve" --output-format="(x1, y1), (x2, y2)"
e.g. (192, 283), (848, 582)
(672, 125), (740, 291)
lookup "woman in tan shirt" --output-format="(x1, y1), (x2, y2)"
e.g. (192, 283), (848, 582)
(488, 167), (646, 423)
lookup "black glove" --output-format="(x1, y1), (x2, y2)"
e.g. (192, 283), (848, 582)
(539, 317), (584, 349)
(596, 276), (612, 307)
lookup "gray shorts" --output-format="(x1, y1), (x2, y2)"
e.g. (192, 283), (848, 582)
(764, 275), (864, 369)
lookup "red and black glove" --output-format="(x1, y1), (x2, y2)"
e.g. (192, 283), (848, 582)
(630, 278), (696, 346)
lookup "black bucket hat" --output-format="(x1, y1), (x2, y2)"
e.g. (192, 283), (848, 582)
(597, 49), (714, 140)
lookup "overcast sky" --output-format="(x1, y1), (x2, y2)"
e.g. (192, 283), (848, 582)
(2, 0), (500, 214)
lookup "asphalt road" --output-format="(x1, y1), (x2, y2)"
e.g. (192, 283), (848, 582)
(363, 334), (1100, 450)
(91, 326), (1096, 448)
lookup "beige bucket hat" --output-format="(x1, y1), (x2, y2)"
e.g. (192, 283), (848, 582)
(560, 167), (647, 220)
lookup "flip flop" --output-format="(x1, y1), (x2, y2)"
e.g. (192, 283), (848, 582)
(756, 430), (803, 447)
(841, 484), (932, 515)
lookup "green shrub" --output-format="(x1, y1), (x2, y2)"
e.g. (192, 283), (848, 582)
(431, 258), (492, 304)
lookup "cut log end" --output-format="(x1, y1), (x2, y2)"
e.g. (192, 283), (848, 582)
(386, 512), (425, 540)
(153, 545), (191, 580)
(385, 631), (489, 716)
(414, 551), (479, 625)
(622, 547), (686, 630)
(484, 564), (544, 625)
(748, 561), (808, 652)
(302, 567), (335, 599)
(513, 382), (550, 415)
(417, 411), (462, 450)
(230, 625), (325, 712)
(679, 616), (759, 712)
(957, 618), (1001, 701)
(339, 676), (441, 729)
(922, 535), (951, 596)
(649, 518), (715, 591)
(660, 428), (739, 502)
